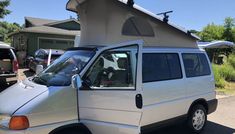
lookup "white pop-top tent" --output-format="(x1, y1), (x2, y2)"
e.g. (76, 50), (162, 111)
(66, 0), (200, 48)
(198, 41), (235, 49)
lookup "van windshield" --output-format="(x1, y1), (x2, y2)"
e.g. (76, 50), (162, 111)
(32, 50), (95, 86)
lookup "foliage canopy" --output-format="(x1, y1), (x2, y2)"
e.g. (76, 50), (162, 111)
(0, 0), (11, 19)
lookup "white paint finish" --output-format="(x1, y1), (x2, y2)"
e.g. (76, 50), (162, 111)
(142, 97), (188, 126)
(185, 76), (215, 97)
(80, 108), (141, 126)
(0, 120), (78, 134)
(25, 120), (78, 134)
(78, 42), (143, 128)
(0, 79), (47, 115)
(0, 43), (217, 134)
(78, 91), (142, 126)
(0, 129), (25, 134)
(81, 120), (140, 134)
(143, 79), (186, 106)
(141, 79), (187, 126)
(15, 86), (78, 128)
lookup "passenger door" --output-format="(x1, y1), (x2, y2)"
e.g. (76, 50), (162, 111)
(78, 41), (143, 133)
(141, 52), (188, 127)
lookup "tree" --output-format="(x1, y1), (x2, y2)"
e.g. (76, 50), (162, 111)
(233, 28), (235, 42)
(189, 29), (200, 37)
(0, 21), (21, 43)
(199, 23), (224, 42)
(223, 17), (235, 42)
(0, 0), (11, 19)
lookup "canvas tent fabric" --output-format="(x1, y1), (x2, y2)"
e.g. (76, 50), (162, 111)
(66, 0), (199, 48)
(198, 41), (235, 49)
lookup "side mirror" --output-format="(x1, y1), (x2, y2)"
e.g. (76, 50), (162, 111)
(36, 65), (44, 74)
(71, 74), (82, 89)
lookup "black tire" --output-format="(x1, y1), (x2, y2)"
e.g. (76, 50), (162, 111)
(55, 129), (88, 134)
(56, 131), (85, 134)
(187, 104), (207, 133)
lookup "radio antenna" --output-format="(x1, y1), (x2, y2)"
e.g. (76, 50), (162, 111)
(127, 0), (134, 7)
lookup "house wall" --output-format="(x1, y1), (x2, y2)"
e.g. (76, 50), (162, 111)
(12, 33), (75, 56)
(26, 33), (75, 56)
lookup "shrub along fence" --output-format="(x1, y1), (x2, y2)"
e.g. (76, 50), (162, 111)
(213, 53), (235, 88)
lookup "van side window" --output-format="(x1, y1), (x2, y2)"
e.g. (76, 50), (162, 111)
(84, 46), (137, 89)
(143, 53), (182, 83)
(182, 53), (211, 77)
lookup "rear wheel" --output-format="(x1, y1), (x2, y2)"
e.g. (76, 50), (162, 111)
(55, 128), (89, 134)
(187, 105), (207, 133)
(56, 131), (85, 134)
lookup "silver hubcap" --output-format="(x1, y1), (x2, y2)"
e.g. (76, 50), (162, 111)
(192, 109), (205, 130)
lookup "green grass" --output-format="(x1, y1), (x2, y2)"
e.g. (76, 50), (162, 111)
(216, 82), (235, 95)
(212, 64), (226, 88)
(212, 53), (235, 95)
(228, 54), (235, 68)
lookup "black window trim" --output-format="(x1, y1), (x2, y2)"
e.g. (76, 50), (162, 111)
(81, 44), (140, 91)
(142, 52), (183, 83)
(182, 53), (211, 78)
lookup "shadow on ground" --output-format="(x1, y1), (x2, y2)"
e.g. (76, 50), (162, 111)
(147, 121), (235, 134)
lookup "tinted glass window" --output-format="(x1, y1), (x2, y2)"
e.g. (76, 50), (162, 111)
(182, 53), (211, 77)
(0, 49), (13, 60)
(84, 46), (137, 89)
(143, 53), (182, 82)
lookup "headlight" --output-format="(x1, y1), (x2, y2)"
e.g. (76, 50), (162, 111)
(0, 115), (29, 130)
(0, 115), (11, 128)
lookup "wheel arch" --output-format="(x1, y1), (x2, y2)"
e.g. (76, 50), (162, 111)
(49, 123), (92, 134)
(188, 98), (209, 114)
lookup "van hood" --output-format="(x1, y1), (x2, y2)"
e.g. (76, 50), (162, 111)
(0, 78), (48, 115)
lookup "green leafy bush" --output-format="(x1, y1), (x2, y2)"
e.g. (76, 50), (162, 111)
(212, 64), (226, 88)
(228, 54), (235, 68)
(219, 63), (235, 81)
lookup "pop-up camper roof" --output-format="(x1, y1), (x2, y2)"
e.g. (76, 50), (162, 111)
(66, 0), (200, 48)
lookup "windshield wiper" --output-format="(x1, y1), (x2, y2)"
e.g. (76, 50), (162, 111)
(33, 76), (48, 86)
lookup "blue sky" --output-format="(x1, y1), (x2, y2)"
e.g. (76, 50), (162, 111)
(2, 0), (235, 31)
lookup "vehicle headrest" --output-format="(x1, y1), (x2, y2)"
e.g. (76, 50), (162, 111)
(117, 58), (128, 69)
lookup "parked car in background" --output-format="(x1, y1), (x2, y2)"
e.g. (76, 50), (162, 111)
(0, 42), (18, 85)
(27, 49), (64, 72)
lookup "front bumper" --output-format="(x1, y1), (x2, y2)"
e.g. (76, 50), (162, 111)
(207, 99), (218, 114)
(0, 120), (78, 134)
(0, 128), (24, 134)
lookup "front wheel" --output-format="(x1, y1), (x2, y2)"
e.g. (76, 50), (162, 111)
(187, 105), (207, 133)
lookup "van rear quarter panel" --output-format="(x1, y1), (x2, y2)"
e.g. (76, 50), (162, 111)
(141, 79), (188, 126)
(140, 48), (215, 127)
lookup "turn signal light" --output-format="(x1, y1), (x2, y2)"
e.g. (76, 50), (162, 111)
(9, 116), (29, 130)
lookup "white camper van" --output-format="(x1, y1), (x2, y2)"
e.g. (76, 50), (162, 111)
(0, 40), (217, 134)
(0, 0), (217, 134)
